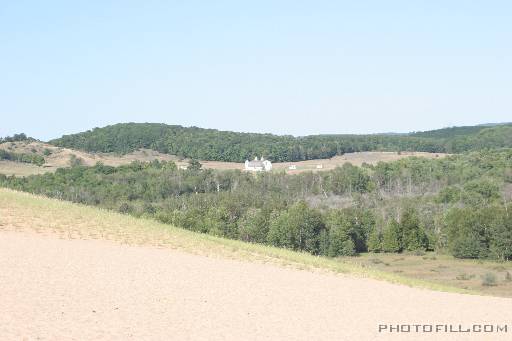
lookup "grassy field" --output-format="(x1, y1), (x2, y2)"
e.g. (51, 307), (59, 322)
(0, 160), (54, 177)
(344, 252), (512, 297)
(194, 151), (448, 173)
(1, 188), (511, 297)
(0, 141), (178, 175)
(1, 140), (448, 176)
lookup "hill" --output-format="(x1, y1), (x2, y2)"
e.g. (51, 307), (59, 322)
(0, 140), (179, 176)
(48, 122), (512, 162)
(0, 140), (447, 177)
(409, 122), (512, 139)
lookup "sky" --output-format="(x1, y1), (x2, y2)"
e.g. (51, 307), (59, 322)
(1, 1), (511, 140)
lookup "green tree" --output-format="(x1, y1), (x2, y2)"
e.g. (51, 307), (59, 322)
(400, 207), (428, 251)
(238, 208), (270, 243)
(267, 202), (325, 254)
(445, 208), (489, 259)
(367, 228), (383, 253)
(382, 219), (402, 252)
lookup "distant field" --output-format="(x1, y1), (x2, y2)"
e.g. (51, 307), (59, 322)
(0, 141), (449, 176)
(0, 141), (178, 176)
(1, 188), (510, 297)
(0, 160), (52, 177)
(271, 151), (448, 173)
(191, 151), (449, 173)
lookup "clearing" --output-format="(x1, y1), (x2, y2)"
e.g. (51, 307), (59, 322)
(0, 140), (448, 176)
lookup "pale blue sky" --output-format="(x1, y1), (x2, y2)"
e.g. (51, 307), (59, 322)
(1, 1), (511, 140)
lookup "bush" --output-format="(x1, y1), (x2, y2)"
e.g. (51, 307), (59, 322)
(340, 239), (356, 256)
(118, 203), (134, 214)
(69, 154), (84, 167)
(481, 273), (497, 286)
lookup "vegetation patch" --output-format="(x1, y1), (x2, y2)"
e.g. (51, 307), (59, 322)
(481, 273), (498, 287)
(49, 122), (512, 162)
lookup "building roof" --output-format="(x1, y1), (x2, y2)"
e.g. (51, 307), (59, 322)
(247, 160), (265, 168)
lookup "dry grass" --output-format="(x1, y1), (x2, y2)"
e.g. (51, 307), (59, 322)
(272, 151), (448, 173)
(184, 151), (449, 174)
(0, 160), (52, 177)
(0, 141), (179, 176)
(2, 187), (503, 297)
(1, 141), (449, 176)
(345, 252), (512, 297)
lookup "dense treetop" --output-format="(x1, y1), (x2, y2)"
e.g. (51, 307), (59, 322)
(48, 123), (512, 162)
(409, 123), (511, 139)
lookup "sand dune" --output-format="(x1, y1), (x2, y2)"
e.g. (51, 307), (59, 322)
(1, 231), (512, 341)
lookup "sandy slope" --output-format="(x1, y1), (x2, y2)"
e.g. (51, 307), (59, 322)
(1, 232), (512, 341)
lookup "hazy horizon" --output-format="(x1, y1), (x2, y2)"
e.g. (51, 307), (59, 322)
(3, 120), (511, 142)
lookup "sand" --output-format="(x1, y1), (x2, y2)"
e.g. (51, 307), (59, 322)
(1, 231), (512, 341)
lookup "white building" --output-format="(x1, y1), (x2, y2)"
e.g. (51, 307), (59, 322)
(244, 157), (272, 172)
(288, 165), (297, 170)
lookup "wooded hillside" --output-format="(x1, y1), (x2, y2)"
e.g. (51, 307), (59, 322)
(49, 123), (512, 162)
(3, 149), (512, 260)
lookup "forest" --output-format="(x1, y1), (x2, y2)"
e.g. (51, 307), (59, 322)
(2, 148), (511, 260)
(49, 123), (512, 162)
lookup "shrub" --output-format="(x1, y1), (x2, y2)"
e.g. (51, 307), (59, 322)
(118, 203), (134, 214)
(69, 154), (84, 167)
(481, 273), (497, 286)
(340, 239), (356, 256)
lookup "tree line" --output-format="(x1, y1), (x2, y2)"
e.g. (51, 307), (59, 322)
(49, 123), (512, 162)
(0, 133), (34, 143)
(0, 149), (45, 166)
(1, 149), (511, 260)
